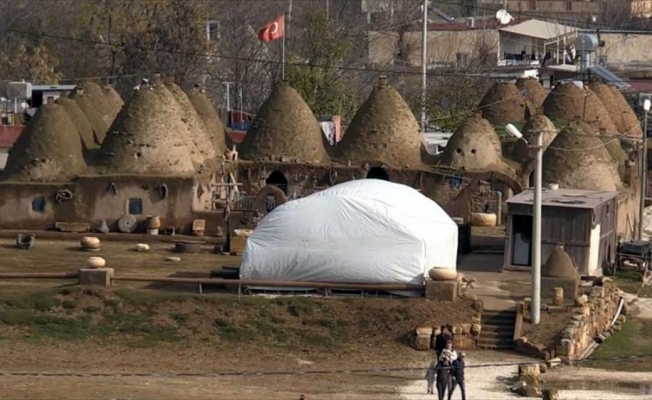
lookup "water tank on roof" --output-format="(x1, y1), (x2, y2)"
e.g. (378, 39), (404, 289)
(6, 81), (32, 99)
(574, 34), (599, 53)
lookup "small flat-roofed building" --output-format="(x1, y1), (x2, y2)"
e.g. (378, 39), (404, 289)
(504, 187), (618, 277)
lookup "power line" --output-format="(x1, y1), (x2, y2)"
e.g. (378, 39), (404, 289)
(9, 27), (651, 84)
(0, 354), (648, 378)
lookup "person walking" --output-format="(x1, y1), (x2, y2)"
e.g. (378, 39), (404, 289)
(441, 340), (458, 362)
(434, 325), (452, 359)
(448, 352), (466, 400)
(436, 357), (451, 400)
(425, 358), (437, 394)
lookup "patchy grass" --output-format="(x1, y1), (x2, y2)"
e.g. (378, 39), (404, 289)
(613, 270), (644, 294)
(587, 319), (652, 371)
(639, 285), (652, 298)
(0, 286), (475, 353)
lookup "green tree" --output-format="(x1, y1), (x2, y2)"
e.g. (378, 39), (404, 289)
(0, 43), (63, 84)
(286, 11), (358, 123)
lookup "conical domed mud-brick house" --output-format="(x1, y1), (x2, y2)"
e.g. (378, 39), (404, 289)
(336, 76), (423, 169)
(239, 82), (329, 164)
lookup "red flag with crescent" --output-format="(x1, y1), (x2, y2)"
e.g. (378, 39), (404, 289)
(258, 15), (285, 42)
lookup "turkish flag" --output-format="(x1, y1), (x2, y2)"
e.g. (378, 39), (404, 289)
(258, 15), (284, 42)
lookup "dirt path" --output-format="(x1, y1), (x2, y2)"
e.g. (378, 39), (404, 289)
(399, 352), (652, 400)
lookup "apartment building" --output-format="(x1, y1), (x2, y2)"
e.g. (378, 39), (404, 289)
(476, 0), (652, 22)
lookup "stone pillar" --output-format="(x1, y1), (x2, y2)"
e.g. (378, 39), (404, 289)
(554, 287), (564, 306)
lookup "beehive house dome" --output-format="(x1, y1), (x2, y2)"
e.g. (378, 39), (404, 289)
(589, 82), (643, 137)
(336, 76), (422, 168)
(239, 82), (329, 164)
(186, 84), (227, 156)
(102, 85), (124, 123)
(2, 103), (86, 182)
(515, 78), (547, 109)
(542, 82), (618, 134)
(97, 83), (196, 175)
(542, 120), (621, 192)
(68, 80), (114, 144)
(165, 81), (218, 166)
(477, 82), (526, 126)
(439, 112), (503, 170)
(543, 244), (579, 279)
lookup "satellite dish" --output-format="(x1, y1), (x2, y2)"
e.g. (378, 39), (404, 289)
(495, 9), (514, 25)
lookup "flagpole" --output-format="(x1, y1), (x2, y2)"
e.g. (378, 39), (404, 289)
(282, 12), (286, 81)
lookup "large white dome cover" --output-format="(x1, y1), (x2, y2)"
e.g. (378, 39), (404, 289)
(241, 179), (458, 285)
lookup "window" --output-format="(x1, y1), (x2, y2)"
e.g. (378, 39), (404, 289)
(206, 20), (220, 42)
(128, 198), (143, 215)
(31, 196), (46, 213)
(598, 55), (607, 66)
(456, 53), (469, 67)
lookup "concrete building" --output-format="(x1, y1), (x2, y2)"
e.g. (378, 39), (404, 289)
(477, 0), (652, 21)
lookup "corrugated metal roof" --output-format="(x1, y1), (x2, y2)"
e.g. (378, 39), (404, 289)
(507, 188), (618, 210)
(500, 20), (576, 40)
(31, 85), (76, 91)
(588, 65), (630, 89)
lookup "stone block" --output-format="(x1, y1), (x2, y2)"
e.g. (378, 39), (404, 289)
(416, 326), (433, 336)
(555, 345), (569, 356)
(471, 323), (482, 335)
(78, 268), (114, 287)
(543, 388), (560, 400)
(553, 287), (564, 306)
(230, 236), (247, 256)
(472, 300), (483, 312)
(412, 334), (431, 351)
(547, 306), (567, 314)
(56, 222), (91, 233)
(542, 277), (579, 300)
(424, 280), (458, 301)
(461, 323), (472, 334)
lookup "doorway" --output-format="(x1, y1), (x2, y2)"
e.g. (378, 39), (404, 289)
(511, 215), (533, 266)
(265, 170), (288, 195)
(366, 167), (390, 181)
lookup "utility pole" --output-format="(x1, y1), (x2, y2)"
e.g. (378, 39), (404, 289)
(506, 124), (543, 326)
(640, 99), (651, 239)
(421, 0), (428, 133)
(531, 130), (543, 325)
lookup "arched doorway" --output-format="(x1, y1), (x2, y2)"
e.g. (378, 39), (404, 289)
(265, 170), (288, 195)
(366, 167), (390, 181)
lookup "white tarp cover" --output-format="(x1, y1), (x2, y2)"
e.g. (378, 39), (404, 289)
(241, 179), (458, 285)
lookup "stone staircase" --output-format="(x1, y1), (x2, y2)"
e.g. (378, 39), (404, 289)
(477, 309), (517, 350)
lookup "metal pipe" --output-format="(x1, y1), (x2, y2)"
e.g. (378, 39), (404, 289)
(496, 191), (503, 225)
(0, 272), (79, 279)
(640, 112), (648, 240)
(532, 130), (543, 325)
(420, 0), (428, 133)
(112, 275), (423, 291)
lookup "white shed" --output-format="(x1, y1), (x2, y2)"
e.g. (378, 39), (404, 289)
(240, 180), (458, 288)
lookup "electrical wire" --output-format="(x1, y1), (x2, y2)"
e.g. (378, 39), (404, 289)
(7, 27), (649, 84)
(0, 354), (648, 378)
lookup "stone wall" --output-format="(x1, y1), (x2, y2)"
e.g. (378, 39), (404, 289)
(411, 301), (483, 351)
(514, 283), (622, 360)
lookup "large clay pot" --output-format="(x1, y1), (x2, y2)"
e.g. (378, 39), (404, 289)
(471, 212), (497, 227)
(80, 237), (101, 250)
(146, 215), (161, 229)
(428, 268), (458, 281)
(86, 256), (106, 269)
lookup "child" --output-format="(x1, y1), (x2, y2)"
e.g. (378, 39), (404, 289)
(425, 358), (437, 394)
